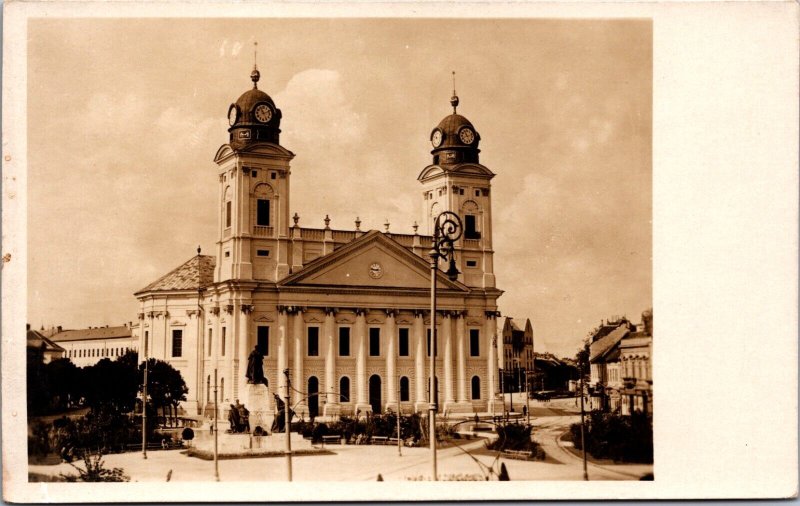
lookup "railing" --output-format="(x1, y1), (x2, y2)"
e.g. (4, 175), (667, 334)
(253, 226), (274, 237)
(463, 239), (481, 249)
(332, 230), (357, 243)
(300, 228), (324, 241)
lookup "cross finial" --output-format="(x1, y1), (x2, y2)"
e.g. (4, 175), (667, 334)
(450, 71), (459, 114)
(250, 41), (260, 89)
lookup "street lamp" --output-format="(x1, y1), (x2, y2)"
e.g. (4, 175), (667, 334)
(428, 211), (462, 481)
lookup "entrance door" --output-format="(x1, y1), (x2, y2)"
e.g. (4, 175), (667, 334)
(369, 375), (382, 414)
(308, 376), (319, 418)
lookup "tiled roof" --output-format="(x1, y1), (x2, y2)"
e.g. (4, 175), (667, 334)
(589, 325), (629, 363)
(27, 329), (66, 352)
(50, 326), (132, 343)
(136, 255), (216, 294)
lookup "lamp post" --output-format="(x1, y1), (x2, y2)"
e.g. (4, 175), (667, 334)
(141, 337), (148, 460)
(428, 211), (462, 481)
(213, 369), (219, 481)
(284, 368), (293, 482)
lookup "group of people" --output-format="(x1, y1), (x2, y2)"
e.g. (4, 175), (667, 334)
(227, 399), (250, 433)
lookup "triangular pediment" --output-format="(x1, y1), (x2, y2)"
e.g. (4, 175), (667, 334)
(279, 231), (468, 292)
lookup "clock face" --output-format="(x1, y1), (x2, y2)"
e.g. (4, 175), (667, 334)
(254, 104), (272, 123)
(431, 129), (443, 148)
(227, 105), (238, 126)
(368, 263), (383, 279)
(459, 127), (475, 145)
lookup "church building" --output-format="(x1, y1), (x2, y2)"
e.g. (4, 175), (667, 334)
(133, 64), (504, 421)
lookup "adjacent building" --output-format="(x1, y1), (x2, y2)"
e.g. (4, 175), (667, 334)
(49, 325), (139, 368)
(588, 310), (653, 415)
(26, 325), (65, 364)
(133, 65), (504, 419)
(500, 317), (533, 393)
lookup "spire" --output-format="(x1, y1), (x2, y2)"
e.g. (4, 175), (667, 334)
(250, 41), (260, 89)
(450, 70), (459, 114)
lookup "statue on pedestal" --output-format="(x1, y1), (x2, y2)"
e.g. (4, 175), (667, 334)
(246, 346), (269, 387)
(227, 399), (251, 433)
(271, 393), (295, 433)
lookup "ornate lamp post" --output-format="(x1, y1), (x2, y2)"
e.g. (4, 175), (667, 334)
(428, 211), (462, 481)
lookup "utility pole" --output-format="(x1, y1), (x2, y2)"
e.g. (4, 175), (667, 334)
(213, 369), (219, 481)
(579, 358), (588, 481)
(141, 326), (149, 460)
(284, 368), (293, 482)
(397, 376), (402, 457)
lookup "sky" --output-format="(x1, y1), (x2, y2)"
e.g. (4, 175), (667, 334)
(27, 18), (651, 359)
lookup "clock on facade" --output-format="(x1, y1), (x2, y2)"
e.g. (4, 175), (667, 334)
(459, 127), (475, 145)
(431, 129), (443, 148)
(368, 263), (383, 279)
(227, 104), (238, 126)
(254, 104), (272, 123)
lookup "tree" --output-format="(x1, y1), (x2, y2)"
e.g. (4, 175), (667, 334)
(45, 358), (82, 411)
(139, 358), (187, 427)
(83, 357), (138, 414)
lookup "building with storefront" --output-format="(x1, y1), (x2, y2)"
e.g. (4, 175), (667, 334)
(133, 65), (504, 419)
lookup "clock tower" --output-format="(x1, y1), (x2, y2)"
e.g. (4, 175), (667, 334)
(213, 64), (295, 283)
(418, 84), (497, 289)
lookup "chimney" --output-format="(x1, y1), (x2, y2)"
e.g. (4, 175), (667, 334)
(57, 325), (62, 332)
(26, 323), (30, 331)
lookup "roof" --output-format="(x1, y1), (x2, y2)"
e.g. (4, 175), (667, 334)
(50, 326), (132, 343)
(27, 329), (65, 352)
(589, 325), (630, 363)
(136, 255), (215, 294)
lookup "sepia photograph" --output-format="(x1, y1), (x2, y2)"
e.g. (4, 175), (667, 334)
(3, 2), (797, 502)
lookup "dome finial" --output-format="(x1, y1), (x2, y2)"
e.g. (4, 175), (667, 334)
(250, 41), (260, 89)
(450, 70), (459, 114)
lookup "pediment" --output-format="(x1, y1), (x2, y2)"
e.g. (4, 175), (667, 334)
(214, 143), (295, 164)
(279, 231), (468, 292)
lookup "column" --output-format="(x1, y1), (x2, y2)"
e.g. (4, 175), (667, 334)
(413, 312), (426, 412)
(323, 309), (338, 415)
(443, 313), (455, 410)
(456, 313), (467, 404)
(355, 309), (370, 412)
(385, 310), (397, 410)
(236, 304), (251, 404)
(277, 308), (288, 398)
(293, 309), (307, 416)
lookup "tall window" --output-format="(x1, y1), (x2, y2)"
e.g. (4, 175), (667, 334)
(464, 215), (480, 239)
(369, 328), (380, 356)
(339, 327), (350, 356)
(225, 200), (232, 228)
(221, 327), (227, 356)
(144, 331), (149, 355)
(400, 376), (410, 402)
(172, 329), (183, 357)
(471, 376), (481, 400)
(307, 327), (319, 356)
(208, 328), (213, 356)
(470, 329), (480, 357)
(339, 377), (350, 403)
(257, 199), (270, 226)
(398, 328), (409, 356)
(257, 326), (269, 355)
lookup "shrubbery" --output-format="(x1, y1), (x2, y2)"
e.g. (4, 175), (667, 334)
(569, 411), (653, 463)
(486, 423), (546, 460)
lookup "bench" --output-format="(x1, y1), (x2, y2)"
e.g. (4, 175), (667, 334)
(321, 435), (342, 444)
(371, 436), (389, 445)
(501, 449), (533, 460)
(387, 437), (401, 445)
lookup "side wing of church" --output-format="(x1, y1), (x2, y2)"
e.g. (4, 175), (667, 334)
(133, 65), (504, 420)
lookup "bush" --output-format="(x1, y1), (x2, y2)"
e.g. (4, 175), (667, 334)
(486, 423), (546, 460)
(60, 452), (129, 482)
(570, 411), (652, 463)
(181, 427), (194, 441)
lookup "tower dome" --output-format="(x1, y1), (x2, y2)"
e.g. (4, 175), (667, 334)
(429, 78), (480, 165)
(226, 65), (282, 149)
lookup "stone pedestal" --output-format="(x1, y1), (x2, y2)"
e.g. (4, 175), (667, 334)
(322, 403), (341, 417)
(443, 401), (474, 414)
(244, 383), (274, 433)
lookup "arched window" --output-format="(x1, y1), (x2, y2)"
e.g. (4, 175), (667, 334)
(471, 376), (481, 400)
(339, 376), (350, 403)
(253, 183), (274, 229)
(400, 376), (410, 402)
(461, 200), (481, 239)
(223, 186), (232, 229)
